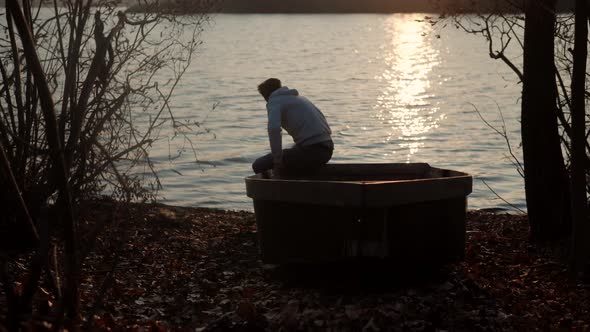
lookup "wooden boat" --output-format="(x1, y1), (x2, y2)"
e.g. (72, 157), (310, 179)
(245, 163), (472, 264)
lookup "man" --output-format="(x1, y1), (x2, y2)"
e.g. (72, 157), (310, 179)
(252, 78), (334, 176)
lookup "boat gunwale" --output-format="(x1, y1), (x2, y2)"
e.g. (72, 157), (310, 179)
(245, 163), (473, 206)
(244, 163), (471, 186)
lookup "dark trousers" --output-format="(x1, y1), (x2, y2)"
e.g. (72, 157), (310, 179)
(252, 141), (333, 175)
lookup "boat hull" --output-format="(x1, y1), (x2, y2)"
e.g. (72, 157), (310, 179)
(245, 163), (473, 264)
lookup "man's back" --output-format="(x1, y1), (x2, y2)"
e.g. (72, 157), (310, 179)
(252, 78), (334, 176)
(267, 86), (332, 147)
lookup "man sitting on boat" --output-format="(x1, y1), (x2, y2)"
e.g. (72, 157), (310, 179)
(252, 78), (334, 176)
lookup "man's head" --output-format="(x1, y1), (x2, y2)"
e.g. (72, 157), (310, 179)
(258, 78), (282, 102)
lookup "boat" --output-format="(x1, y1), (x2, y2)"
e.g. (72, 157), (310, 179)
(245, 163), (472, 264)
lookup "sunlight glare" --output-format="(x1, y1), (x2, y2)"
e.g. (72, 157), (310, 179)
(375, 15), (445, 162)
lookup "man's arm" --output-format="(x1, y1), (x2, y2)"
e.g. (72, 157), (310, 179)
(267, 102), (283, 167)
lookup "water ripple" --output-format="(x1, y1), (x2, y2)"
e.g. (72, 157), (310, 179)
(139, 14), (525, 212)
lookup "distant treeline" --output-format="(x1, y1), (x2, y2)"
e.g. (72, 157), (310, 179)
(0, 0), (575, 14)
(215, 0), (575, 13)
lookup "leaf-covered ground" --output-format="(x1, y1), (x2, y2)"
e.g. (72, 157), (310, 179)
(72, 201), (590, 331)
(2, 201), (588, 330)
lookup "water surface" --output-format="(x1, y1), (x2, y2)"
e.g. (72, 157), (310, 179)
(149, 14), (525, 212)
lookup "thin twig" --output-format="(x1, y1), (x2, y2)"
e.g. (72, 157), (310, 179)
(470, 102), (524, 177)
(480, 178), (526, 214)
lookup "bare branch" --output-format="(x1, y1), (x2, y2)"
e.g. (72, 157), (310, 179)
(470, 102), (524, 177)
(481, 178), (527, 214)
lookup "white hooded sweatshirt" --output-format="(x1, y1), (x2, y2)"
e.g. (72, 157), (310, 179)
(266, 86), (332, 159)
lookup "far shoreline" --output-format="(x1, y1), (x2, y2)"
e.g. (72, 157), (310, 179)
(124, 0), (575, 15)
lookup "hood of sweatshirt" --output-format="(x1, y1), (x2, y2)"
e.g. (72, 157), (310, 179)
(269, 86), (299, 99)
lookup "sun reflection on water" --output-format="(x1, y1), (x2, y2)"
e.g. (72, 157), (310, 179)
(375, 15), (445, 162)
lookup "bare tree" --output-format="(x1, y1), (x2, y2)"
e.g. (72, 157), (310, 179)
(434, 0), (590, 241)
(520, 0), (571, 241)
(569, 0), (589, 275)
(0, 0), (212, 327)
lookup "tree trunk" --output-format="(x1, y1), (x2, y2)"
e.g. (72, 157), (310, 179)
(521, 0), (570, 241)
(6, 0), (79, 318)
(569, 0), (589, 274)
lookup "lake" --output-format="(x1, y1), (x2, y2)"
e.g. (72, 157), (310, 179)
(148, 13), (525, 212)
